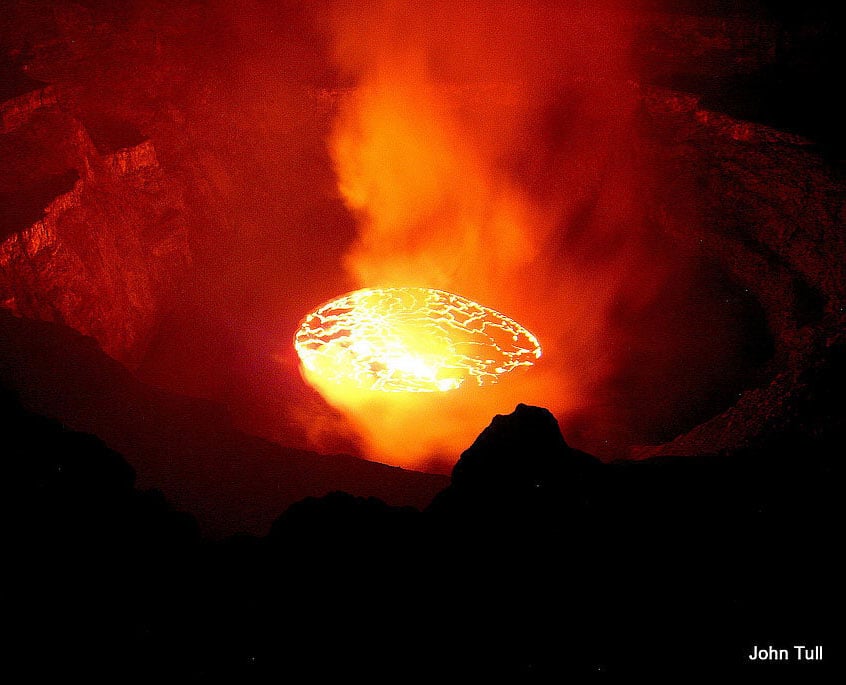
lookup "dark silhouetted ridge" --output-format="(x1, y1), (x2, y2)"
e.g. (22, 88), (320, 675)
(5, 382), (837, 680)
(452, 403), (599, 487)
(429, 404), (601, 520)
(0, 309), (448, 536)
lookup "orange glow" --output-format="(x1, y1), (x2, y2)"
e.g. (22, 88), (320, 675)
(286, 0), (638, 471)
(330, 66), (538, 298)
(295, 287), (541, 394)
(291, 1), (724, 471)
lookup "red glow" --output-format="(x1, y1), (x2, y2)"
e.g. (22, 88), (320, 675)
(1, 1), (784, 475)
(298, 1), (658, 468)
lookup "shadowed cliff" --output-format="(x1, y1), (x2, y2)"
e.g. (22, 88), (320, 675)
(0, 309), (448, 536)
(6, 388), (837, 679)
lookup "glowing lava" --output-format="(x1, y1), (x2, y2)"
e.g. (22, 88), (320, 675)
(295, 287), (541, 394)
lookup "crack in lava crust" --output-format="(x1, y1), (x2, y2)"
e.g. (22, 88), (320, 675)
(294, 287), (541, 393)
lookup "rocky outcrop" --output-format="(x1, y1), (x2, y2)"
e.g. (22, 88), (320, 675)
(0, 84), (58, 133)
(427, 404), (602, 523)
(103, 138), (158, 175)
(449, 404), (599, 491)
(7, 392), (836, 679)
(0, 82), (190, 365)
(633, 83), (845, 457)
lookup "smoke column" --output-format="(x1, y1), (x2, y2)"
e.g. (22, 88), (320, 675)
(291, 0), (752, 470)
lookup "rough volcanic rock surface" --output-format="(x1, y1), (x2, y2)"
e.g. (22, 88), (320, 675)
(0, 75), (190, 365)
(632, 85), (845, 457)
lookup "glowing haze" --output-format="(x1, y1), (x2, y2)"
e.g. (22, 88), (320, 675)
(291, 1), (749, 470)
(287, 0), (636, 470)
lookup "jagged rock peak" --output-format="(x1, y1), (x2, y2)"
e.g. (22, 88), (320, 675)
(450, 404), (597, 492)
(466, 404), (568, 456)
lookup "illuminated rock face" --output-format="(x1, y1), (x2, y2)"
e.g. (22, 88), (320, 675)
(0, 91), (190, 367)
(295, 287), (541, 393)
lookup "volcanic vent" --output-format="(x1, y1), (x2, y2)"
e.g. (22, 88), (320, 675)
(295, 287), (541, 393)
(1, 1), (843, 475)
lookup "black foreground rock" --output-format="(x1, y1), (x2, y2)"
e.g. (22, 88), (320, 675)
(6, 390), (837, 681)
